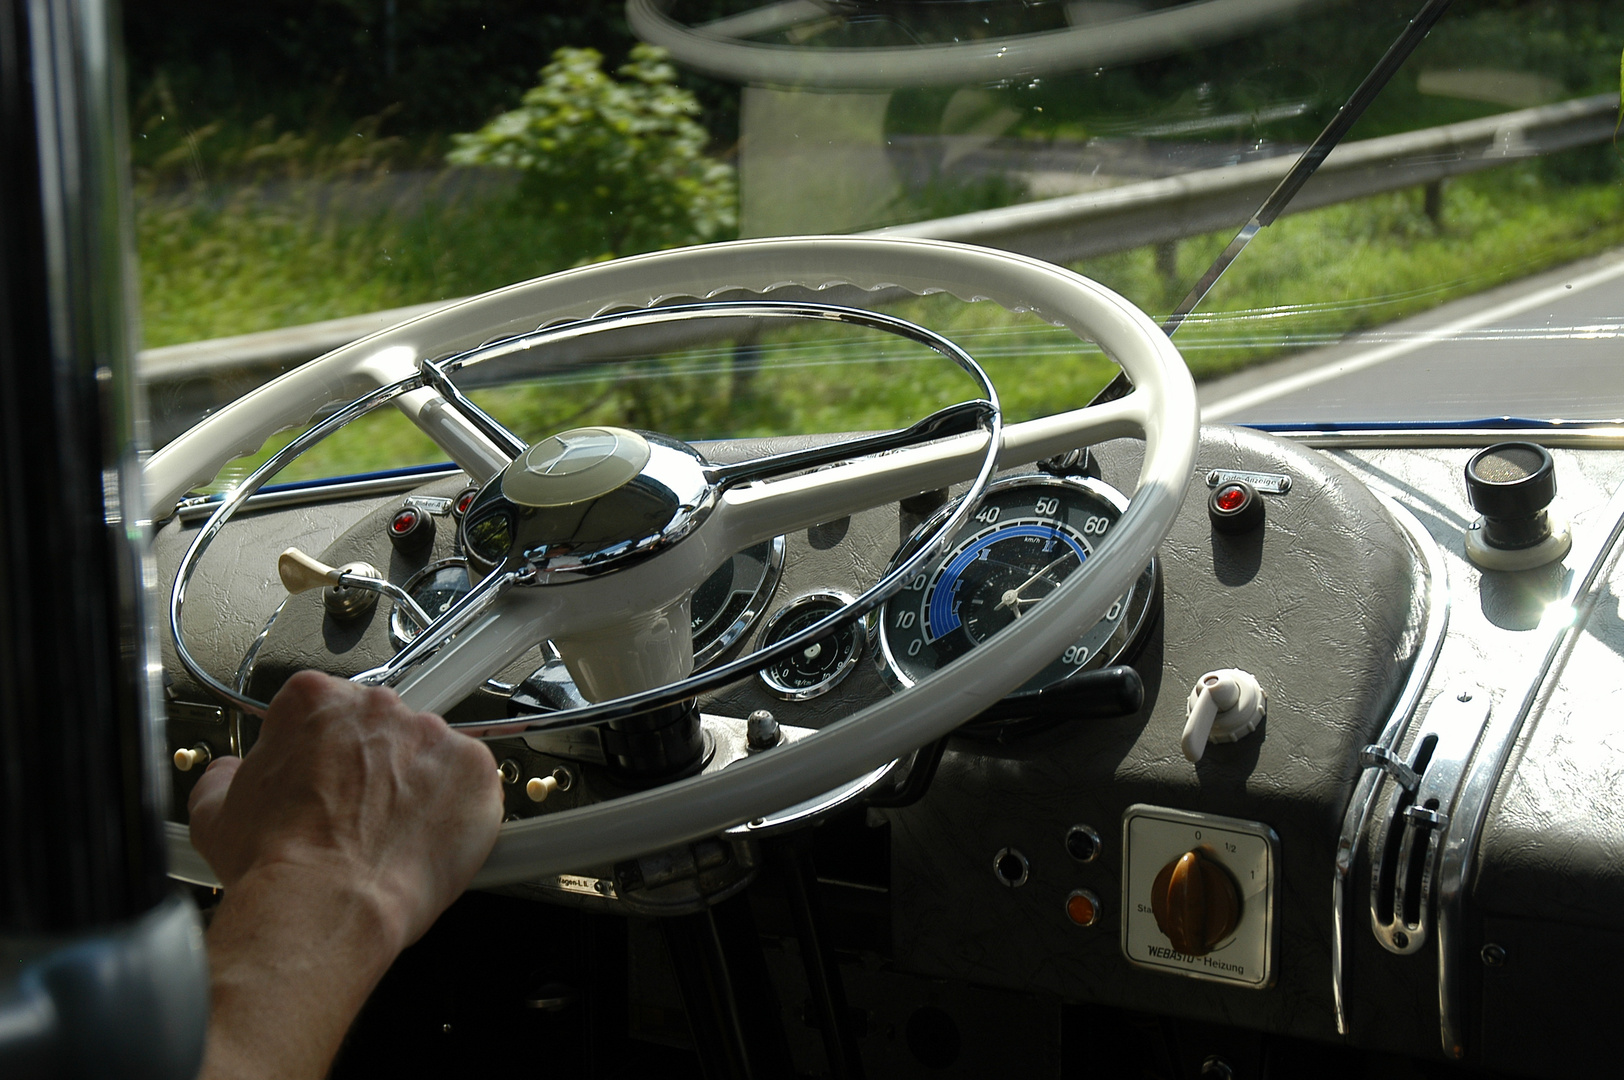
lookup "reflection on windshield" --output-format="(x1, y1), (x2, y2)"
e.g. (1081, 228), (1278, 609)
(136, 0), (1624, 474)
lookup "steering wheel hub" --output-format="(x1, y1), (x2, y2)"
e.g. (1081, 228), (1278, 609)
(505, 426), (652, 507)
(465, 428), (718, 581)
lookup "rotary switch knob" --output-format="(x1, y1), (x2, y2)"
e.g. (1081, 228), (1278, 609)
(1150, 849), (1240, 956)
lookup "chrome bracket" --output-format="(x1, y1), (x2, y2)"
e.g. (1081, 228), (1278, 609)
(1357, 744), (1420, 794)
(1368, 687), (1490, 955)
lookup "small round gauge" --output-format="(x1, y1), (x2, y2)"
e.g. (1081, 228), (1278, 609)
(690, 538), (785, 666)
(389, 560), (472, 648)
(758, 592), (868, 700)
(879, 475), (1157, 694)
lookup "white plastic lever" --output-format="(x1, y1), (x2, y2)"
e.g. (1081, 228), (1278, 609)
(278, 548), (345, 594)
(1181, 668), (1266, 763)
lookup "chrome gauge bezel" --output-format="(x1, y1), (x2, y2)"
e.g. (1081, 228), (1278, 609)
(875, 473), (1159, 694)
(389, 558), (473, 651)
(692, 536), (786, 668)
(758, 591), (870, 701)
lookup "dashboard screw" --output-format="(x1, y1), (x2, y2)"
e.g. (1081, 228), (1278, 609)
(1457, 691), (1474, 703)
(1481, 943), (1508, 967)
(1392, 931), (1409, 949)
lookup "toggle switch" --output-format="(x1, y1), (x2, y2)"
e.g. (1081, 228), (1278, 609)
(1181, 669), (1266, 763)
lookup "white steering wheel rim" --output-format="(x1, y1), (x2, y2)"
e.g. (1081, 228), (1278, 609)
(626, 0), (1335, 89)
(153, 236), (1196, 888)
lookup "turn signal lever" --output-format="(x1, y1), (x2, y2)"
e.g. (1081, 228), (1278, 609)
(278, 547), (434, 629)
(962, 664), (1145, 737)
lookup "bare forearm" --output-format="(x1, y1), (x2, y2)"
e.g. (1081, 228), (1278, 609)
(201, 864), (406, 1080)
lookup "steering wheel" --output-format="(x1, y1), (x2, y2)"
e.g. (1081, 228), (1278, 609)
(627, 0), (1331, 89)
(149, 236), (1197, 888)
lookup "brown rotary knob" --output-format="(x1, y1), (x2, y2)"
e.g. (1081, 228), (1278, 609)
(1150, 849), (1240, 956)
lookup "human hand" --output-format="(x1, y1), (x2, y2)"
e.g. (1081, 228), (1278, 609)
(189, 670), (503, 950)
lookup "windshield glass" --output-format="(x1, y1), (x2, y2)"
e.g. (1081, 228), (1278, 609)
(130, 1), (1624, 487)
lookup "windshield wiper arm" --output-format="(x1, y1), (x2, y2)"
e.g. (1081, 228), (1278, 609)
(1091, 0), (1455, 402)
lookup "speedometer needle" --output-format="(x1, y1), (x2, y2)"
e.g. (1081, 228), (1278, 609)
(994, 548), (1081, 616)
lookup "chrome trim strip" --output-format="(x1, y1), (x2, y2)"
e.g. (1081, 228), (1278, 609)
(1367, 688), (1489, 956)
(174, 468), (464, 523)
(1276, 427), (1624, 451)
(1330, 492), (1450, 1036)
(1434, 473), (1624, 1059)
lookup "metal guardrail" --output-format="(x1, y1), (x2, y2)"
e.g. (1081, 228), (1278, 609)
(871, 93), (1620, 262)
(138, 93), (1618, 434)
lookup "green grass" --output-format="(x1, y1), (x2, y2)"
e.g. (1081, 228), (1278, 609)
(145, 147), (1624, 494)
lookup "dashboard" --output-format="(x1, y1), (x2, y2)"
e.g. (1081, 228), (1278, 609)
(150, 416), (1624, 1077)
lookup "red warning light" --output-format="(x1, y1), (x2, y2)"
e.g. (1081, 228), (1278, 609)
(1214, 485), (1248, 513)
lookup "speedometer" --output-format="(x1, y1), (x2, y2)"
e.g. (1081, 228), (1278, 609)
(878, 475), (1158, 694)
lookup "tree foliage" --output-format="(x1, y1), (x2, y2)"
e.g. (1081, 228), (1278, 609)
(447, 45), (736, 266)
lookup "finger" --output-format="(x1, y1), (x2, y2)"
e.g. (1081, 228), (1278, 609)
(187, 755), (242, 837)
(265, 669), (355, 729)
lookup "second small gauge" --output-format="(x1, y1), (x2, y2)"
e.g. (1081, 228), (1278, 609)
(758, 592), (868, 700)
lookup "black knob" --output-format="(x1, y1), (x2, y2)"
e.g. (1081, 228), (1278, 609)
(965, 664), (1144, 735)
(1208, 480), (1264, 534)
(388, 504), (436, 553)
(1465, 443), (1556, 550)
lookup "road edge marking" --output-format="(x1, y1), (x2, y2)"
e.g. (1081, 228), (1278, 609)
(1202, 254), (1624, 420)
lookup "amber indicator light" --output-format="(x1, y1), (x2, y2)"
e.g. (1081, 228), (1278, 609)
(1065, 891), (1099, 927)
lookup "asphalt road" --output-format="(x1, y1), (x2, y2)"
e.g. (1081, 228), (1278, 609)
(1197, 246), (1624, 426)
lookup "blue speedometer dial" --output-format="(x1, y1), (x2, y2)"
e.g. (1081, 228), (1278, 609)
(879, 474), (1158, 695)
(927, 523), (1091, 642)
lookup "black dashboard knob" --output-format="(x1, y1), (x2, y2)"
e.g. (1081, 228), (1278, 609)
(1463, 442), (1570, 570)
(1208, 479), (1264, 534)
(388, 504), (436, 553)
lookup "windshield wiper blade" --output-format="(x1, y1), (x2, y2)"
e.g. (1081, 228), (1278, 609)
(1091, 0), (1455, 403)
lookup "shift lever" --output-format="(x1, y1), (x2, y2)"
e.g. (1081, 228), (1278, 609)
(278, 547), (434, 630)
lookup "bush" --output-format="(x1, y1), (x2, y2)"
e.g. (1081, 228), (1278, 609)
(447, 44), (736, 266)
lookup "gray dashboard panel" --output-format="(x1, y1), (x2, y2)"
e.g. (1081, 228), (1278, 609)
(145, 427), (1624, 1072)
(882, 426), (1424, 1043)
